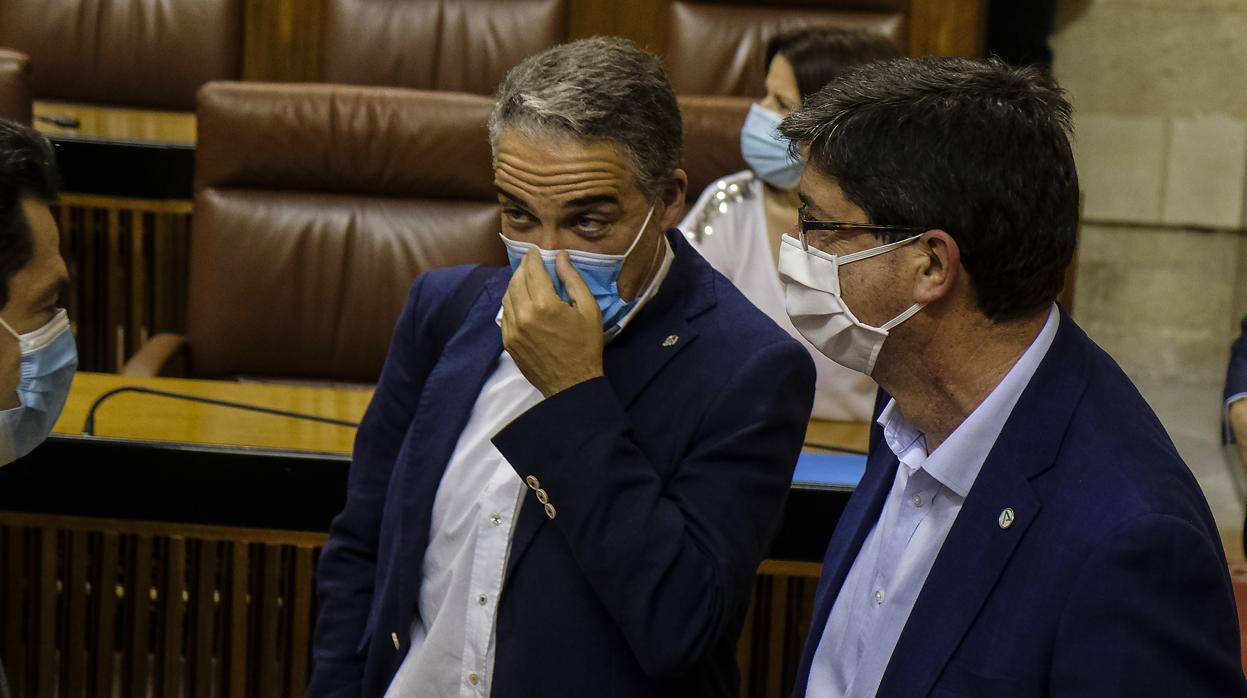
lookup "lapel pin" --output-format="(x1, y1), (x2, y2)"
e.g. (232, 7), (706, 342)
(662, 334), (679, 347)
(998, 507), (1016, 530)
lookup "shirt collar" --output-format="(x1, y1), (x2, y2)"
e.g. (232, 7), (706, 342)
(877, 304), (1061, 498)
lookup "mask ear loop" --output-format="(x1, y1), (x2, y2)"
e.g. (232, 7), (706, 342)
(837, 232), (924, 266)
(0, 316), (19, 341)
(620, 203), (657, 259)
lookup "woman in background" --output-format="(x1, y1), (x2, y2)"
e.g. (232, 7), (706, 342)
(681, 27), (897, 421)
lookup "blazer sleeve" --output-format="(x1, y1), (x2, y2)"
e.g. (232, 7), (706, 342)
(307, 274), (442, 697)
(1224, 314), (1247, 443)
(1050, 512), (1247, 697)
(492, 336), (815, 679)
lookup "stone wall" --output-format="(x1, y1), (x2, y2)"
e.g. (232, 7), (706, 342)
(1052, 0), (1247, 393)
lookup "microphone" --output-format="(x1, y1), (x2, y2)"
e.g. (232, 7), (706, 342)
(81, 385), (361, 436)
(801, 441), (868, 456)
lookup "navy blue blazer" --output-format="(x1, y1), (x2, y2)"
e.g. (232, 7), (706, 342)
(793, 310), (1246, 697)
(308, 231), (816, 697)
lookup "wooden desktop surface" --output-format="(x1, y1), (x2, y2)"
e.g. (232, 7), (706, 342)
(33, 100), (196, 145)
(51, 372), (870, 456)
(52, 372), (371, 453)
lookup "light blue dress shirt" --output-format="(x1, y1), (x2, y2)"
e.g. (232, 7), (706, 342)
(806, 304), (1060, 698)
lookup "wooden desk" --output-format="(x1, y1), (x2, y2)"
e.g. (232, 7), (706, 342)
(53, 372), (372, 453)
(33, 100), (196, 145)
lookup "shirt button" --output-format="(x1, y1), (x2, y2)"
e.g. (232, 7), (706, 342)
(468, 673), (480, 686)
(874, 589), (885, 605)
(477, 594), (488, 606)
(489, 513), (503, 526)
(911, 494), (923, 507)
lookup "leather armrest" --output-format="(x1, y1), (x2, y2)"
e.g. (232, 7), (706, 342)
(122, 333), (188, 377)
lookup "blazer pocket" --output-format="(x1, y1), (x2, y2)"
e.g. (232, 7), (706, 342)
(930, 661), (1044, 698)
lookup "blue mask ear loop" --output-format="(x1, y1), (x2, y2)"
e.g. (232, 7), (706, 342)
(0, 316), (19, 342)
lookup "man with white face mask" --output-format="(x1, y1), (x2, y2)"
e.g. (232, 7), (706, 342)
(778, 59), (1245, 696)
(0, 119), (72, 698)
(310, 38), (815, 698)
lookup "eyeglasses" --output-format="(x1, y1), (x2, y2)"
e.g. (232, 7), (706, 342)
(797, 204), (925, 251)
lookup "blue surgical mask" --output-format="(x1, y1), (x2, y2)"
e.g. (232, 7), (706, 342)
(0, 308), (77, 465)
(501, 204), (656, 329)
(741, 103), (805, 190)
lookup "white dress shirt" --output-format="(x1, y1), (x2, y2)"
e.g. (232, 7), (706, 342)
(806, 304), (1060, 698)
(385, 239), (673, 697)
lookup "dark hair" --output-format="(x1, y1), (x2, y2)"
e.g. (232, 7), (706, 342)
(0, 119), (58, 309)
(780, 57), (1079, 322)
(765, 27), (900, 103)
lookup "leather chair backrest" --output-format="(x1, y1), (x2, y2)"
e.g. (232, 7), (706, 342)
(679, 95), (752, 201)
(320, 0), (568, 95)
(0, 0), (243, 110)
(0, 49), (31, 124)
(666, 1), (905, 97)
(190, 82), (504, 382)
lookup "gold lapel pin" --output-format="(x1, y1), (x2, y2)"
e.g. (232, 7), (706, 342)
(662, 334), (679, 347)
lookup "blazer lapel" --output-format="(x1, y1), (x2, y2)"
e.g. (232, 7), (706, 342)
(397, 270), (508, 618)
(877, 309), (1092, 697)
(505, 230), (711, 577)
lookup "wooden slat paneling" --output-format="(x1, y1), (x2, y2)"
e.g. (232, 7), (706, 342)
(242, 0), (325, 82)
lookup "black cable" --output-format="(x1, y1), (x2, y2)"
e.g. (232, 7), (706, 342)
(82, 385), (360, 436)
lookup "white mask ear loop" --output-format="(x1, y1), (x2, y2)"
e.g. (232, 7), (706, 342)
(880, 302), (925, 331)
(0, 316), (18, 341)
(620, 203), (657, 258)
(837, 232), (924, 266)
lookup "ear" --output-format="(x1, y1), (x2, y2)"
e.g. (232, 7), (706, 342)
(657, 169), (689, 231)
(911, 229), (960, 305)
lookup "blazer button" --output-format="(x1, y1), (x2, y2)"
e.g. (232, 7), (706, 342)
(391, 631), (401, 650)
(535, 488), (549, 505)
(544, 502), (557, 520)
(525, 475), (541, 490)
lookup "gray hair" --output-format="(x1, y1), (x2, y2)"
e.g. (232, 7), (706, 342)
(488, 37), (682, 199)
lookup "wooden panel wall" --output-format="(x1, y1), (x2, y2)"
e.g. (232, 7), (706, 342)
(239, 0), (986, 82)
(0, 512), (818, 698)
(242, 0), (325, 82)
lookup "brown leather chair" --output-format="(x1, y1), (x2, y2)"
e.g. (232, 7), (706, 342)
(320, 0), (568, 95)
(123, 82), (506, 383)
(665, 1), (906, 97)
(679, 95), (752, 201)
(0, 0), (243, 110)
(0, 49), (31, 124)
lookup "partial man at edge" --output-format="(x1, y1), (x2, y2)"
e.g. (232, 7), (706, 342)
(0, 118), (77, 698)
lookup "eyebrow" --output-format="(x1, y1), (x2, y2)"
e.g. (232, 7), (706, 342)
(35, 275), (69, 308)
(495, 189), (621, 213)
(495, 187), (532, 211)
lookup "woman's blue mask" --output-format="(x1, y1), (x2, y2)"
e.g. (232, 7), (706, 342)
(741, 103), (805, 190)
(501, 204), (656, 329)
(0, 308), (77, 465)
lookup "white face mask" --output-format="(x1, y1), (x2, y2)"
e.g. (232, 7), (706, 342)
(777, 233), (924, 376)
(0, 308), (77, 465)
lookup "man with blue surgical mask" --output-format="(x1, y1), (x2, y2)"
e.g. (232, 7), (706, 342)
(309, 38), (815, 698)
(0, 119), (72, 467)
(0, 119), (72, 698)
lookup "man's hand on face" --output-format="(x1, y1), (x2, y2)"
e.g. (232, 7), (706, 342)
(501, 248), (605, 398)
